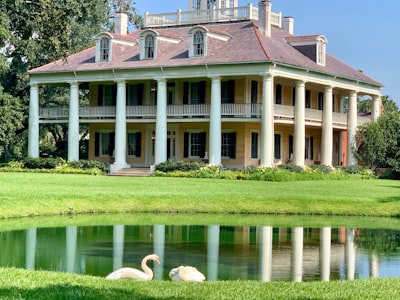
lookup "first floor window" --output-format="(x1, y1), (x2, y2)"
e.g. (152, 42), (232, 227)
(305, 136), (314, 160)
(251, 132), (258, 159)
(184, 132), (206, 158)
(221, 132), (236, 159)
(274, 133), (281, 160)
(95, 132), (115, 157)
(127, 132), (142, 157)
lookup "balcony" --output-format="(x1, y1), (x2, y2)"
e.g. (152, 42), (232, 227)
(39, 104), (371, 128)
(143, 5), (282, 28)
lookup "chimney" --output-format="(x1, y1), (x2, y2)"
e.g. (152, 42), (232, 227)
(258, 1), (272, 37)
(283, 16), (294, 35)
(115, 12), (128, 35)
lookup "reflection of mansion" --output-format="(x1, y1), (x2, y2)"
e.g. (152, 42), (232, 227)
(28, 0), (382, 173)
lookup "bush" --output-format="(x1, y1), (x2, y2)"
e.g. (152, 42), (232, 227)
(23, 157), (65, 169)
(309, 164), (333, 174)
(339, 165), (363, 174)
(68, 160), (108, 172)
(155, 160), (205, 172)
(277, 164), (304, 173)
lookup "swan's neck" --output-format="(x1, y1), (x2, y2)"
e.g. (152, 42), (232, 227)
(141, 256), (154, 280)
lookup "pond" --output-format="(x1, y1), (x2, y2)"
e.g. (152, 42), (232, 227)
(1, 222), (400, 282)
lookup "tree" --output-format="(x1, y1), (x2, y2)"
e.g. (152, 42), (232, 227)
(0, 0), (142, 161)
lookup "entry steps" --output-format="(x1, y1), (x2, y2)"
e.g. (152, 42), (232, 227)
(109, 167), (152, 177)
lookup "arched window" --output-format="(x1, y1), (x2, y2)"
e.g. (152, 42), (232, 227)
(100, 37), (110, 62)
(193, 31), (204, 56)
(145, 34), (155, 59)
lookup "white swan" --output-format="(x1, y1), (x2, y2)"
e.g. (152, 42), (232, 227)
(106, 254), (160, 281)
(169, 265), (206, 282)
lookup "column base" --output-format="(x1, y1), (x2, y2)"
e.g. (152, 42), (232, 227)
(109, 162), (131, 174)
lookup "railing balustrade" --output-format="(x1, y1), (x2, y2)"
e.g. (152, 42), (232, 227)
(39, 104), (367, 127)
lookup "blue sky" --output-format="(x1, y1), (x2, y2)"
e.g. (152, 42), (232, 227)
(134, 1), (400, 105)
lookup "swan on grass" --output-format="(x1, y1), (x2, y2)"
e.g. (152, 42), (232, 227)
(106, 254), (160, 281)
(169, 265), (206, 282)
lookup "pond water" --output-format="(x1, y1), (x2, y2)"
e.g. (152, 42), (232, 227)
(1, 224), (399, 282)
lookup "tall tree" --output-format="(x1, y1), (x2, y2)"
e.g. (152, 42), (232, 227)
(0, 0), (142, 161)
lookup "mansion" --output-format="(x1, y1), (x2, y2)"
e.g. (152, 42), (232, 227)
(28, 0), (382, 173)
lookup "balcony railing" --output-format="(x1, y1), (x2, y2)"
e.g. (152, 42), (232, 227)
(143, 5), (282, 28)
(39, 104), (370, 127)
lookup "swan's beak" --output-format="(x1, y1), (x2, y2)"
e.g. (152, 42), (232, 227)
(155, 257), (161, 264)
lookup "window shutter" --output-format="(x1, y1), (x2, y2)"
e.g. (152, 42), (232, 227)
(109, 132), (115, 156)
(95, 132), (100, 156)
(199, 81), (206, 104)
(230, 132), (236, 159)
(310, 137), (314, 160)
(275, 84), (282, 104)
(183, 82), (189, 104)
(136, 132), (142, 157)
(98, 85), (104, 106)
(200, 132), (207, 158)
(112, 85), (117, 106)
(228, 80), (235, 103)
(137, 83), (144, 105)
(184, 132), (189, 158)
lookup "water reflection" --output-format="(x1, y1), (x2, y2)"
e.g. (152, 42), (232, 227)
(2, 225), (400, 282)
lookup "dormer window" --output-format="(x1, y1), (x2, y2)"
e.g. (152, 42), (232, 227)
(317, 36), (327, 66)
(145, 34), (155, 59)
(285, 34), (327, 66)
(193, 31), (204, 56)
(100, 38), (110, 61)
(140, 30), (158, 60)
(95, 33), (113, 62)
(189, 26), (208, 57)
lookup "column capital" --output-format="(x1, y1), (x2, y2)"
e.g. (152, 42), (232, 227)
(115, 79), (126, 85)
(30, 82), (39, 89)
(67, 81), (80, 86)
(155, 77), (167, 83)
(208, 75), (221, 81)
(324, 85), (333, 91)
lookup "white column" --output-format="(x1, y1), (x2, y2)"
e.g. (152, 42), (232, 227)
(26, 227), (37, 270)
(260, 74), (274, 167)
(209, 77), (222, 165)
(66, 226), (77, 273)
(155, 78), (167, 165)
(28, 83), (40, 158)
(370, 251), (379, 278)
(345, 228), (356, 280)
(259, 226), (273, 282)
(321, 86), (333, 166)
(371, 95), (381, 121)
(320, 227), (331, 281)
(291, 227), (303, 282)
(111, 80), (130, 172)
(293, 81), (305, 167)
(347, 91), (357, 166)
(153, 224), (165, 281)
(207, 225), (220, 281)
(68, 82), (80, 161)
(112, 225), (125, 271)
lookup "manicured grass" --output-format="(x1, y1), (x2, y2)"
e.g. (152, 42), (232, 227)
(2, 172), (400, 299)
(1, 172), (400, 219)
(1, 267), (400, 300)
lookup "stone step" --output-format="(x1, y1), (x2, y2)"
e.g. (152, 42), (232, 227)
(109, 168), (152, 177)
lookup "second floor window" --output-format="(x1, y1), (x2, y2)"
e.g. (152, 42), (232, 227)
(145, 34), (155, 59)
(100, 38), (110, 62)
(193, 31), (204, 56)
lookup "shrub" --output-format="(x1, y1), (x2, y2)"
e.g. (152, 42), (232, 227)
(277, 164), (304, 173)
(309, 164), (333, 174)
(155, 160), (205, 172)
(23, 157), (65, 169)
(68, 160), (108, 172)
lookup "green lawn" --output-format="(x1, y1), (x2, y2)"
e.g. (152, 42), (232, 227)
(1, 172), (400, 299)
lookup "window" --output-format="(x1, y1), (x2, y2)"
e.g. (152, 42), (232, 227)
(275, 84), (282, 104)
(305, 136), (314, 160)
(184, 132), (206, 158)
(318, 92), (324, 110)
(100, 37), (110, 62)
(292, 87), (296, 106)
(221, 132), (236, 159)
(98, 84), (117, 106)
(251, 132), (259, 159)
(274, 133), (281, 160)
(127, 83), (144, 106)
(145, 34), (155, 59)
(127, 132), (142, 157)
(192, 0), (201, 10)
(183, 81), (206, 104)
(221, 80), (235, 104)
(305, 90), (311, 108)
(193, 31), (204, 56)
(95, 132), (115, 157)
